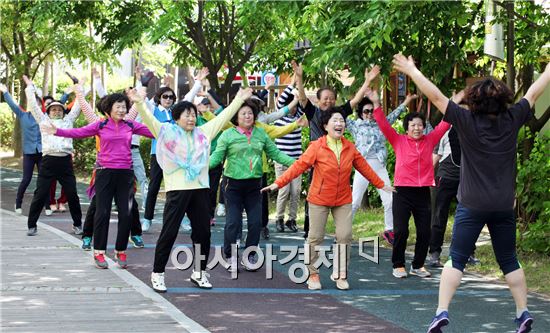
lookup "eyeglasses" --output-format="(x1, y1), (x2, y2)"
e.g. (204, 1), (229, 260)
(362, 109), (374, 114)
(161, 94), (175, 100)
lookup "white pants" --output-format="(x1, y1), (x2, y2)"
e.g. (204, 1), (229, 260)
(131, 147), (149, 208)
(351, 158), (393, 231)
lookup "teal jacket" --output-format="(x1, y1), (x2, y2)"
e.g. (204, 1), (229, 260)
(210, 126), (294, 179)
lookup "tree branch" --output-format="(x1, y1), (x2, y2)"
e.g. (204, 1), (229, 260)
(1, 40), (13, 61)
(494, 1), (540, 29)
(167, 36), (205, 64)
(31, 51), (52, 79)
(530, 104), (550, 132)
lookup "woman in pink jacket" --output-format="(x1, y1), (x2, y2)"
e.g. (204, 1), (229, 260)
(369, 88), (450, 280)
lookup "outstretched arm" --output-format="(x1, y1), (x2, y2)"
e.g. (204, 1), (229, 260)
(349, 65), (380, 109)
(392, 54), (449, 114)
(524, 63), (550, 108)
(1, 84), (25, 117)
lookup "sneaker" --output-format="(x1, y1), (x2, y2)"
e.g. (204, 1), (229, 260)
(15, 206), (22, 215)
(142, 218), (152, 233)
(241, 254), (260, 271)
(72, 225), (83, 235)
(190, 270), (212, 289)
(94, 252), (108, 269)
(410, 266), (432, 278)
(514, 310), (533, 333)
(303, 231), (309, 239)
(27, 227), (37, 236)
(467, 255), (480, 266)
(45, 209), (52, 216)
(115, 251), (128, 269)
(58, 203), (67, 212)
(179, 215), (191, 232)
(129, 235), (144, 248)
(392, 267), (408, 278)
(428, 252), (443, 268)
(427, 311), (449, 333)
(382, 230), (394, 246)
(330, 274), (350, 290)
(226, 256), (238, 273)
(276, 218), (285, 232)
(285, 220), (298, 233)
(261, 227), (270, 240)
(151, 272), (167, 293)
(50, 204), (58, 212)
(210, 218), (216, 226)
(216, 203), (226, 217)
(307, 273), (322, 290)
(82, 236), (92, 251)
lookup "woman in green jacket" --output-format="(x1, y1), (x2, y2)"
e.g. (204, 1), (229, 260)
(209, 100), (295, 273)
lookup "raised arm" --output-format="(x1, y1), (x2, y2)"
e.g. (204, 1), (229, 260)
(292, 60), (308, 108)
(387, 93), (417, 124)
(349, 65), (380, 109)
(23, 77), (47, 123)
(200, 88), (252, 141)
(367, 88), (399, 145)
(75, 84), (100, 124)
(524, 63), (550, 108)
(183, 67), (209, 102)
(127, 87), (162, 138)
(392, 54), (449, 114)
(0, 84), (25, 117)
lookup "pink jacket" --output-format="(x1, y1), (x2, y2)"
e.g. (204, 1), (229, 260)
(56, 119), (153, 169)
(373, 106), (450, 187)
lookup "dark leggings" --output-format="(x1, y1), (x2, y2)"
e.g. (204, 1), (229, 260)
(83, 193), (142, 238)
(208, 164), (223, 218)
(144, 155), (163, 220)
(450, 203), (519, 274)
(16, 153), (49, 210)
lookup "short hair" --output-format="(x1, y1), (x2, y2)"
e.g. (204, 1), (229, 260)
(403, 112), (426, 130)
(231, 99), (259, 126)
(43, 96), (54, 105)
(101, 93), (130, 116)
(356, 97), (374, 118)
(154, 87), (176, 105)
(316, 86), (337, 100)
(465, 77), (513, 115)
(172, 101), (197, 121)
(319, 106), (346, 134)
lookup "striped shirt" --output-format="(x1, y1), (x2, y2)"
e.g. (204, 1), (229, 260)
(274, 84), (303, 158)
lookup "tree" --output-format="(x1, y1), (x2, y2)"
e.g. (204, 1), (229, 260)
(0, 0), (113, 156)
(98, 0), (300, 103)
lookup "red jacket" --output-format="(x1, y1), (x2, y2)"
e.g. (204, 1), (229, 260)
(373, 106), (450, 187)
(275, 136), (385, 206)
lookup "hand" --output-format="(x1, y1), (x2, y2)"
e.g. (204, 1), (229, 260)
(365, 65), (380, 82)
(392, 54), (417, 76)
(22, 75), (33, 87)
(163, 73), (173, 87)
(296, 115), (308, 128)
(135, 66), (143, 79)
(260, 183), (279, 193)
(92, 67), (101, 79)
(64, 86), (74, 94)
(404, 93), (418, 105)
(451, 90), (466, 104)
(126, 87), (147, 103)
(382, 185), (396, 193)
(197, 90), (208, 97)
(236, 87), (253, 100)
(365, 88), (380, 106)
(40, 121), (57, 135)
(292, 60), (303, 78)
(0, 83), (7, 93)
(265, 76), (275, 90)
(196, 67), (209, 81)
(291, 72), (296, 86)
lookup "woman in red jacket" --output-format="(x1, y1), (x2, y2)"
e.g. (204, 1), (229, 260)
(262, 107), (394, 290)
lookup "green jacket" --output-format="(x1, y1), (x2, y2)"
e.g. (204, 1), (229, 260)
(210, 126), (295, 179)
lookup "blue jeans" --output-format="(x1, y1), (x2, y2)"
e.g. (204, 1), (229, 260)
(223, 177), (262, 258)
(450, 203), (519, 274)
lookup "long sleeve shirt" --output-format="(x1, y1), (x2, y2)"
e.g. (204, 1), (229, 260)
(137, 95), (245, 191)
(347, 104), (407, 164)
(55, 118), (153, 169)
(25, 86), (80, 156)
(3, 91), (42, 154)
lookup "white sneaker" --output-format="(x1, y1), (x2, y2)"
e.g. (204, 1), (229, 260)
(392, 267), (408, 278)
(190, 270), (212, 289)
(45, 209), (52, 216)
(225, 256), (238, 273)
(151, 272), (167, 293)
(15, 207), (22, 215)
(216, 204), (226, 217)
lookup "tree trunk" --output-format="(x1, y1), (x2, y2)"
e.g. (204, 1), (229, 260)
(42, 59), (51, 96)
(506, 0), (515, 91)
(12, 77), (27, 158)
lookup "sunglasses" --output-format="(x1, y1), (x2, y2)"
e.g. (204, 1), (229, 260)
(362, 109), (374, 114)
(161, 94), (175, 100)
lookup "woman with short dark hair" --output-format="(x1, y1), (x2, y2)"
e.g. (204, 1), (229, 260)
(393, 54), (550, 333)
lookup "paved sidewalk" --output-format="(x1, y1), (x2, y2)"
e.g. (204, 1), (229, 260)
(0, 209), (206, 333)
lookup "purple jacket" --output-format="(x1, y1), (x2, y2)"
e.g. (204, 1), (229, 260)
(56, 119), (154, 169)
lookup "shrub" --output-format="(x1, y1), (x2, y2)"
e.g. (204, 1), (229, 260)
(0, 104), (15, 150)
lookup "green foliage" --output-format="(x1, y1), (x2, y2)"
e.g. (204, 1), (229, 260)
(71, 116), (96, 176)
(0, 104), (14, 150)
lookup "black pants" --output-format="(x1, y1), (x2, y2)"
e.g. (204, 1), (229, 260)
(429, 176), (459, 255)
(27, 155), (82, 229)
(392, 186), (431, 269)
(224, 177), (262, 258)
(208, 164), (223, 218)
(83, 194), (142, 238)
(303, 170), (314, 233)
(16, 153), (49, 210)
(144, 155), (163, 220)
(153, 189), (211, 272)
(93, 169), (134, 252)
(261, 173), (269, 228)
(218, 175), (227, 205)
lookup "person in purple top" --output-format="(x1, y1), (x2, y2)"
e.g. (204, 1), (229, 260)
(393, 54), (550, 333)
(42, 93), (154, 270)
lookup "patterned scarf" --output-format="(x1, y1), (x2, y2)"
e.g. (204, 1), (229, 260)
(156, 123), (210, 183)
